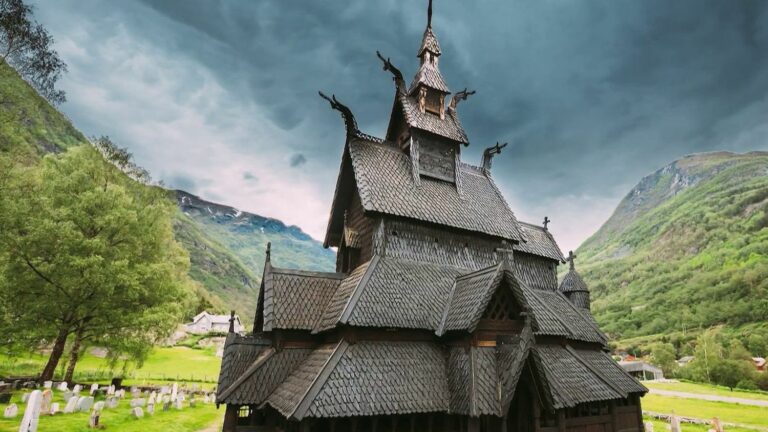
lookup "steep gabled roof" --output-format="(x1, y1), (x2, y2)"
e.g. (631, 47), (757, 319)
(216, 333), (272, 404)
(345, 138), (521, 240)
(532, 344), (647, 409)
(515, 222), (565, 262)
(437, 264), (504, 335)
(261, 265), (344, 331)
(519, 284), (607, 345)
(417, 26), (441, 57)
(267, 341), (450, 420)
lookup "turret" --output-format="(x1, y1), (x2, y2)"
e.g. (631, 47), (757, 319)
(559, 251), (591, 310)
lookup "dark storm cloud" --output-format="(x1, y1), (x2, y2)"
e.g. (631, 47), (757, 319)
(290, 154), (307, 168)
(33, 0), (768, 249)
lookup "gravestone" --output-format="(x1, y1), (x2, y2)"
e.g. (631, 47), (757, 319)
(670, 414), (682, 432)
(131, 407), (144, 418)
(106, 397), (118, 409)
(174, 396), (183, 410)
(106, 385), (115, 396)
(90, 383), (99, 395)
(49, 402), (60, 415)
(645, 422), (654, 432)
(63, 396), (78, 413)
(148, 392), (156, 405)
(72, 384), (82, 395)
(62, 391), (73, 402)
(146, 403), (154, 415)
(20, 393), (29, 403)
(710, 418), (724, 432)
(76, 396), (94, 412)
(189, 396), (196, 408)
(171, 383), (178, 401)
(40, 389), (52, 415)
(42, 381), (52, 389)
(130, 399), (145, 408)
(57, 382), (68, 392)
(3, 403), (17, 418)
(89, 410), (100, 428)
(162, 401), (171, 412)
(93, 401), (105, 412)
(18, 390), (41, 432)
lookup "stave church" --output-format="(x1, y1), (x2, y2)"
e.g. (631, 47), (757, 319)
(216, 2), (647, 431)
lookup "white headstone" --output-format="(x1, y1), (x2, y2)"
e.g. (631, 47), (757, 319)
(645, 422), (654, 432)
(670, 414), (682, 432)
(57, 382), (68, 392)
(174, 396), (183, 410)
(146, 403), (154, 415)
(131, 407), (144, 418)
(40, 390), (52, 415)
(63, 396), (78, 414)
(72, 384), (82, 395)
(159, 386), (169, 395)
(18, 389), (41, 432)
(93, 401), (105, 412)
(203, 394), (210, 404)
(76, 396), (94, 413)
(171, 383), (178, 401)
(20, 393), (29, 403)
(130, 399), (145, 408)
(3, 404), (17, 418)
(106, 397), (118, 409)
(62, 391), (73, 402)
(42, 381), (52, 389)
(107, 385), (115, 396)
(49, 403), (60, 415)
(89, 383), (99, 395)
(148, 392), (156, 405)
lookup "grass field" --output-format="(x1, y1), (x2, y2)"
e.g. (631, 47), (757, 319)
(0, 345), (221, 385)
(0, 390), (223, 432)
(644, 381), (768, 402)
(642, 394), (768, 430)
(643, 418), (758, 432)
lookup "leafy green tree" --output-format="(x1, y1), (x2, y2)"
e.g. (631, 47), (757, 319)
(0, 144), (194, 381)
(747, 331), (767, 357)
(0, 0), (66, 104)
(649, 342), (678, 377)
(727, 339), (753, 362)
(710, 359), (755, 391)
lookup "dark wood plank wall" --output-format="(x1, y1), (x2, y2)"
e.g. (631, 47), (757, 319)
(346, 191), (375, 267)
(417, 132), (457, 182)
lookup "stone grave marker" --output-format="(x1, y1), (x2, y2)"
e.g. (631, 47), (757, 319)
(57, 382), (68, 392)
(18, 389), (42, 432)
(131, 407), (144, 418)
(174, 396), (183, 410)
(670, 414), (682, 432)
(49, 402), (60, 415)
(90, 383), (99, 395)
(40, 389), (52, 415)
(106, 397), (118, 409)
(130, 398), (145, 408)
(77, 396), (94, 412)
(72, 384), (82, 395)
(146, 402), (154, 415)
(171, 383), (178, 401)
(62, 391), (73, 402)
(89, 410), (100, 428)
(106, 385), (115, 396)
(93, 401), (105, 412)
(42, 381), (52, 389)
(162, 401), (171, 412)
(20, 393), (29, 403)
(63, 395), (78, 413)
(3, 403), (17, 418)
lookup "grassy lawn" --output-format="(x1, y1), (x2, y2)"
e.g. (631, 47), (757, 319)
(643, 418), (758, 432)
(642, 394), (768, 429)
(0, 390), (223, 432)
(644, 381), (768, 402)
(0, 345), (221, 384)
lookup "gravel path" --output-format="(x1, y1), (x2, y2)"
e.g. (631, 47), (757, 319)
(649, 388), (768, 407)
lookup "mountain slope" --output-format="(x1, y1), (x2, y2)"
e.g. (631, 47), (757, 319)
(0, 60), (86, 157)
(577, 152), (768, 339)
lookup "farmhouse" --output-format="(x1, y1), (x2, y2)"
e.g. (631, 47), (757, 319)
(216, 2), (646, 431)
(186, 311), (244, 334)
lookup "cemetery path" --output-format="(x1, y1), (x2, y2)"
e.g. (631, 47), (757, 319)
(649, 389), (768, 407)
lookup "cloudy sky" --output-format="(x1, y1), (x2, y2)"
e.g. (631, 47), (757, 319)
(33, 0), (768, 251)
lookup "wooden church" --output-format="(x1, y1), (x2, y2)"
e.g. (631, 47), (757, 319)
(216, 2), (646, 431)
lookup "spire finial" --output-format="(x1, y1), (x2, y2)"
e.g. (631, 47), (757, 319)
(543, 216), (550, 230)
(427, 0), (433, 28)
(567, 250), (576, 270)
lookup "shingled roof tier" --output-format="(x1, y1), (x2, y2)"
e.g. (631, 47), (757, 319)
(260, 265), (344, 331)
(216, 333), (271, 403)
(398, 92), (468, 143)
(347, 138), (520, 240)
(515, 222), (566, 262)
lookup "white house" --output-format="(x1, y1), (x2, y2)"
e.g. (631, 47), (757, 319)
(185, 311), (244, 334)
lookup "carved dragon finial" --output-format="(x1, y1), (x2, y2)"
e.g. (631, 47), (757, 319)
(319, 91), (359, 138)
(449, 88), (476, 110)
(376, 51), (405, 87)
(481, 141), (508, 171)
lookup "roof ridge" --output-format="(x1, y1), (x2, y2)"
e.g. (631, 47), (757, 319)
(290, 340), (349, 420)
(455, 263), (501, 281)
(339, 256), (380, 324)
(270, 266), (346, 279)
(564, 345), (627, 399)
(217, 348), (276, 402)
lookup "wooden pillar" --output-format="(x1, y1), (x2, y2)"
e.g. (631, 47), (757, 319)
(609, 401), (618, 432)
(468, 417), (480, 432)
(533, 399), (541, 432)
(222, 405), (238, 432)
(635, 398), (644, 432)
(557, 410), (566, 432)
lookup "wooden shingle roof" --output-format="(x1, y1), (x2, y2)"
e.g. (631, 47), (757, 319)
(348, 139), (520, 240)
(262, 266), (344, 331)
(515, 222), (565, 262)
(216, 334), (271, 404)
(398, 93), (468, 143)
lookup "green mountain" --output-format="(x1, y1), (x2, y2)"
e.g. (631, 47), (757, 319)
(0, 59), (336, 325)
(577, 151), (768, 341)
(174, 190), (336, 323)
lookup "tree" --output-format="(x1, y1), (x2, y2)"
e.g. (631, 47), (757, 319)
(649, 342), (678, 377)
(0, 0), (66, 104)
(710, 359), (755, 391)
(747, 330), (767, 357)
(0, 144), (194, 381)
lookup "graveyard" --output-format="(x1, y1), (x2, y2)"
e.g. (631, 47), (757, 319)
(0, 381), (222, 432)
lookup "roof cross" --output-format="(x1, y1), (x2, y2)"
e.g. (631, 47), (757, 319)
(543, 216), (550, 230)
(228, 310), (236, 333)
(566, 250), (577, 270)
